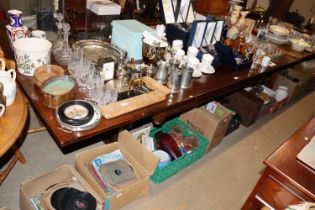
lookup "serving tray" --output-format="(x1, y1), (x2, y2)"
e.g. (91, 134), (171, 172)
(100, 76), (170, 119)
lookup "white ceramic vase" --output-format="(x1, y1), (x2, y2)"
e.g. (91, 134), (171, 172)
(13, 38), (52, 76)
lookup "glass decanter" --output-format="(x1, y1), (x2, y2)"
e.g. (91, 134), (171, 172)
(52, 13), (64, 55)
(95, 22), (107, 41)
(55, 23), (71, 66)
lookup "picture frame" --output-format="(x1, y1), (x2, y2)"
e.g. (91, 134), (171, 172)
(188, 19), (225, 49)
(160, 0), (195, 24)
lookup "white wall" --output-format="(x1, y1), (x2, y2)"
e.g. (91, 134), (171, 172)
(289, 0), (315, 24)
(246, 0), (270, 10)
(246, 0), (315, 24)
(1, 0), (52, 15)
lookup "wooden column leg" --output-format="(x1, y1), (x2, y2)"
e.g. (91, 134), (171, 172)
(27, 103), (47, 134)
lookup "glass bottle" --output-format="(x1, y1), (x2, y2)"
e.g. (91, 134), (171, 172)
(55, 23), (71, 66)
(52, 13), (64, 55)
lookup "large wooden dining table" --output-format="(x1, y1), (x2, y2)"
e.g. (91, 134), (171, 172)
(1, 21), (314, 149)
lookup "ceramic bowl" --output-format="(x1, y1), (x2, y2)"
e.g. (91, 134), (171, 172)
(13, 38), (52, 76)
(269, 25), (290, 37)
(40, 76), (76, 108)
(34, 64), (65, 87)
(290, 38), (311, 52)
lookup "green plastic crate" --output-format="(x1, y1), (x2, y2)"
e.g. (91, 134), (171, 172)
(150, 117), (208, 184)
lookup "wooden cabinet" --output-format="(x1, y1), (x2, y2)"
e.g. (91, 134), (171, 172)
(242, 117), (315, 209)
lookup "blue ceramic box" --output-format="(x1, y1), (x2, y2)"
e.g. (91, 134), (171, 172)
(111, 19), (156, 61)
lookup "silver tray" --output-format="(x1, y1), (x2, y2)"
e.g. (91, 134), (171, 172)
(72, 39), (123, 64)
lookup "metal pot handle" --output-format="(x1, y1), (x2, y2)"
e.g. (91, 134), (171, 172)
(7, 69), (16, 80)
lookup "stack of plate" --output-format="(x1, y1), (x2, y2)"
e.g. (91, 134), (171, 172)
(56, 100), (102, 132)
(266, 25), (290, 44)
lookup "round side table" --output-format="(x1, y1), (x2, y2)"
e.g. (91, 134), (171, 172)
(0, 88), (28, 184)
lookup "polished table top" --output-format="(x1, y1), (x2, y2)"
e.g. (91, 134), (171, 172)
(0, 89), (28, 157)
(265, 116), (315, 199)
(1, 21), (314, 148)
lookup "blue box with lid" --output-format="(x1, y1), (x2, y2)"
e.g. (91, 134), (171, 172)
(111, 19), (156, 61)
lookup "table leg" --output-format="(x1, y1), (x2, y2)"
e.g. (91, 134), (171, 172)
(0, 144), (26, 184)
(13, 144), (26, 164)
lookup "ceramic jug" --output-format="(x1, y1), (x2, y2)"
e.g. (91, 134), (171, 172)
(0, 82), (6, 118)
(0, 58), (16, 106)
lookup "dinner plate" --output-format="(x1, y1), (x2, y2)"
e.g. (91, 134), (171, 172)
(57, 100), (95, 126)
(265, 33), (289, 45)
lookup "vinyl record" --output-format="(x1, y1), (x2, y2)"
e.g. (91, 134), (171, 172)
(57, 100), (94, 126)
(65, 192), (97, 210)
(50, 187), (81, 210)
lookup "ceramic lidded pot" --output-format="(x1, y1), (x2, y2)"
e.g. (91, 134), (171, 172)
(0, 58), (16, 106)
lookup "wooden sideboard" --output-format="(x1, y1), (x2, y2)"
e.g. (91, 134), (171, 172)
(242, 116), (315, 210)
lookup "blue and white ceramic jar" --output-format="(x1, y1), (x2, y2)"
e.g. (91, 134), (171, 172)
(8, 10), (23, 27)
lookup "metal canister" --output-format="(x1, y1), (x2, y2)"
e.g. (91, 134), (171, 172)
(180, 66), (193, 89)
(168, 69), (182, 93)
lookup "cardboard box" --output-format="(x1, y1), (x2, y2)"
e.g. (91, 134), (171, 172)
(75, 130), (159, 210)
(111, 20), (155, 60)
(86, 0), (121, 15)
(292, 66), (315, 91)
(225, 109), (242, 136)
(224, 90), (264, 127)
(272, 69), (307, 101)
(180, 102), (232, 152)
(223, 86), (276, 126)
(20, 164), (103, 210)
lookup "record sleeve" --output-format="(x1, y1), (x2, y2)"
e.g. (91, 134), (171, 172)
(99, 159), (137, 186)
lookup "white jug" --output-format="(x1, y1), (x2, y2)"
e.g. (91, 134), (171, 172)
(0, 58), (17, 106)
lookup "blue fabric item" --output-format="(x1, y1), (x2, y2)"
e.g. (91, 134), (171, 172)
(105, 196), (110, 210)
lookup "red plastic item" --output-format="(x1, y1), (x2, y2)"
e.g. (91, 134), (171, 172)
(155, 132), (182, 160)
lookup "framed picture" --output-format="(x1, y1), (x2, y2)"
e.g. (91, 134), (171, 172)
(212, 20), (224, 44)
(160, 0), (195, 24)
(188, 19), (225, 49)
